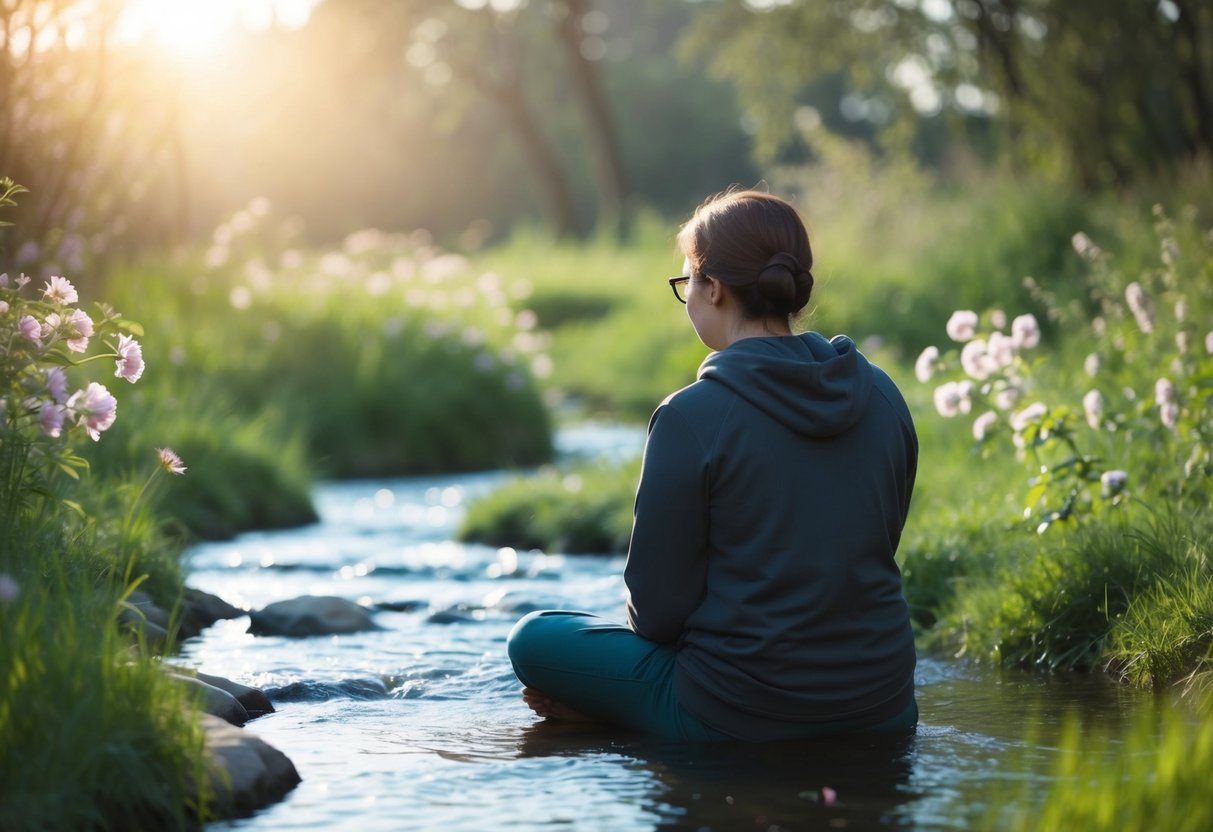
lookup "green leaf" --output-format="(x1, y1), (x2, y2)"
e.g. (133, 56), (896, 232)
(1024, 482), (1048, 512)
(60, 499), (86, 517)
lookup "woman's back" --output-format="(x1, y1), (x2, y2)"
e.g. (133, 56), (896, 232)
(624, 332), (917, 740)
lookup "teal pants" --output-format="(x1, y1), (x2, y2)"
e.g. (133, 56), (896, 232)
(507, 610), (917, 742)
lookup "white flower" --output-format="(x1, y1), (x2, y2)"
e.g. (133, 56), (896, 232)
(933, 381), (965, 417)
(1125, 282), (1154, 334)
(1010, 401), (1048, 432)
(956, 380), (975, 414)
(972, 410), (998, 441)
(1084, 352), (1101, 378)
(1071, 232), (1100, 258)
(1010, 314), (1041, 349)
(960, 339), (996, 380)
(1100, 469), (1128, 497)
(1176, 331), (1190, 353)
(1161, 237), (1179, 266)
(914, 346), (940, 383)
(1082, 389), (1103, 430)
(990, 309), (1007, 329)
(987, 331), (1016, 367)
(1154, 378), (1176, 405)
(994, 386), (1022, 411)
(945, 310), (979, 342)
(1160, 401), (1179, 431)
(42, 275), (78, 305)
(1205, 331), (1213, 354)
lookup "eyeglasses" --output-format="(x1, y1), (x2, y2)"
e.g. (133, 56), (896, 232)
(668, 275), (690, 304)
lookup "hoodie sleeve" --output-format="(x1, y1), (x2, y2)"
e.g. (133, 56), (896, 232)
(624, 403), (710, 644)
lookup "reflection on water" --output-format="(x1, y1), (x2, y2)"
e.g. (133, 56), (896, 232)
(196, 427), (1154, 831)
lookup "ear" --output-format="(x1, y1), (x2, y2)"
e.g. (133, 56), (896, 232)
(707, 277), (724, 305)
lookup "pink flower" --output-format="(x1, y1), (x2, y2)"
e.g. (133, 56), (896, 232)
(914, 346), (940, 383)
(1205, 331), (1213, 354)
(19, 315), (41, 345)
(934, 381), (970, 417)
(821, 786), (837, 807)
(946, 310), (979, 342)
(0, 300), (8, 315)
(1010, 401), (1048, 432)
(156, 447), (187, 475)
(39, 401), (66, 438)
(0, 272), (7, 288)
(114, 334), (144, 383)
(960, 339), (994, 380)
(972, 410), (998, 441)
(46, 367), (68, 403)
(64, 309), (94, 353)
(67, 382), (117, 440)
(42, 275), (78, 305)
(1010, 314), (1040, 349)
(994, 385), (1022, 411)
(987, 331), (1016, 367)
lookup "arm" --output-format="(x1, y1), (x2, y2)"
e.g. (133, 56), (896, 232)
(624, 403), (710, 644)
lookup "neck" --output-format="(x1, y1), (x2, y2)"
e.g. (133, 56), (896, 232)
(725, 315), (792, 347)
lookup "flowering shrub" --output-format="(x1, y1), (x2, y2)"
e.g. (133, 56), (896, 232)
(916, 206), (1213, 532)
(0, 267), (146, 487)
(1, 178), (155, 519)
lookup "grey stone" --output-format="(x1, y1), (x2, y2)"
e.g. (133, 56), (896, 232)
(200, 714), (301, 819)
(171, 673), (249, 726)
(248, 595), (379, 637)
(181, 588), (245, 639)
(196, 671), (275, 718)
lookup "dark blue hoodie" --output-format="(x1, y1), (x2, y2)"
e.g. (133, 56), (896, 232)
(624, 332), (917, 740)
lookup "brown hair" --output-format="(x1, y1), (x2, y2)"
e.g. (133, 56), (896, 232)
(677, 189), (814, 320)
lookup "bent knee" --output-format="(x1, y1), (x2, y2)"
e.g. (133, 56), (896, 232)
(506, 610), (548, 666)
(507, 610), (594, 669)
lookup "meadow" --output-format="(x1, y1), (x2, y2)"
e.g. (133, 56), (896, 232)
(3, 161), (1212, 828)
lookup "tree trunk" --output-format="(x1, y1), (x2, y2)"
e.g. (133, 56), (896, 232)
(555, 0), (628, 236)
(456, 57), (581, 238)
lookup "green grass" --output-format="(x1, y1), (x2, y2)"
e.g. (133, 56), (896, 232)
(0, 460), (213, 830)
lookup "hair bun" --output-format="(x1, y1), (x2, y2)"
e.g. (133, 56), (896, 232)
(760, 252), (803, 278)
(755, 252), (813, 313)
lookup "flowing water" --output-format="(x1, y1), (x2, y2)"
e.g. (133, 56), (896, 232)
(190, 424), (1153, 832)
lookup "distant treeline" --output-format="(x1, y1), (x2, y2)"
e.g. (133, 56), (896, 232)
(0, 0), (1209, 265)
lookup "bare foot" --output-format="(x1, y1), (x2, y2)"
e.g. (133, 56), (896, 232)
(521, 687), (596, 723)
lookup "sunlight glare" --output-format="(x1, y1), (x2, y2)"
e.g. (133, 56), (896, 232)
(118, 0), (317, 57)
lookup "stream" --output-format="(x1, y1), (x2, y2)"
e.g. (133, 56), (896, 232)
(189, 424), (1153, 831)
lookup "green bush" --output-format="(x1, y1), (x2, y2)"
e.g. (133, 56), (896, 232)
(458, 460), (639, 554)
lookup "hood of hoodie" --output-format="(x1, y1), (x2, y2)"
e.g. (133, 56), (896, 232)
(697, 332), (874, 438)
